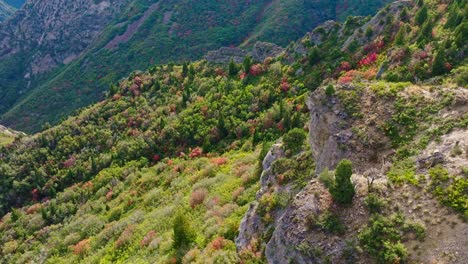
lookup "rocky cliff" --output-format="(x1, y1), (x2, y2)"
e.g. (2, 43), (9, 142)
(236, 82), (468, 263)
(0, 0), (128, 74)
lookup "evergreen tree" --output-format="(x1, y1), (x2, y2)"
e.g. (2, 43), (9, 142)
(173, 211), (194, 249)
(228, 59), (238, 77)
(432, 50), (447, 76)
(394, 26), (406, 46)
(415, 5), (428, 26)
(182, 62), (188, 78)
(188, 64), (195, 77)
(308, 47), (321, 66)
(243, 56), (252, 73)
(331, 159), (355, 205)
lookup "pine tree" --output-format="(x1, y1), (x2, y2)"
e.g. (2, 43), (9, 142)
(243, 56), (252, 73)
(331, 159), (355, 205)
(228, 59), (238, 77)
(182, 62), (188, 78)
(308, 47), (321, 66)
(218, 115), (228, 137)
(394, 26), (406, 46)
(173, 211), (194, 249)
(415, 5), (428, 26)
(432, 50), (447, 76)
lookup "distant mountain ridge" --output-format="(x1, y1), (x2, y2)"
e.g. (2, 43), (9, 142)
(4, 0), (23, 8)
(0, 0), (391, 132)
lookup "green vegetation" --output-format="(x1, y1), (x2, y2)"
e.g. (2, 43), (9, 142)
(282, 128), (307, 155)
(365, 193), (387, 214)
(359, 213), (426, 264)
(0, 0), (392, 133)
(309, 211), (345, 234)
(330, 159), (356, 205)
(0, 0), (466, 262)
(0, 133), (14, 146)
(428, 166), (468, 220)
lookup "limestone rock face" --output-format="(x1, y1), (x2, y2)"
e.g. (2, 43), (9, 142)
(205, 42), (284, 64)
(236, 144), (285, 250)
(0, 0), (129, 74)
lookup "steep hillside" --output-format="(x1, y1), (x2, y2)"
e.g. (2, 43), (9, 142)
(0, 0), (14, 21)
(0, 125), (22, 146)
(4, 0), (23, 8)
(0, 0), (466, 263)
(0, 0), (391, 133)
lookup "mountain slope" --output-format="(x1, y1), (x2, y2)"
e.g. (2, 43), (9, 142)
(0, 0), (466, 263)
(0, 0), (391, 133)
(4, 0), (23, 8)
(0, 0), (15, 21)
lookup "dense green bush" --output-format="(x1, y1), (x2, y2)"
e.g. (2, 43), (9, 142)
(283, 128), (307, 155)
(330, 159), (355, 205)
(359, 214), (408, 264)
(365, 193), (386, 213)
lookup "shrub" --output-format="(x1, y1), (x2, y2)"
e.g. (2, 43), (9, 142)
(283, 128), (307, 154)
(415, 5), (428, 26)
(190, 188), (208, 208)
(310, 211), (345, 234)
(318, 168), (334, 188)
(325, 85), (335, 97)
(359, 214), (408, 264)
(173, 211), (195, 249)
(330, 159), (355, 205)
(72, 239), (91, 256)
(365, 193), (386, 213)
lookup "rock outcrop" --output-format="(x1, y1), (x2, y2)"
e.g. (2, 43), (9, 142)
(236, 143), (286, 250)
(205, 42), (284, 64)
(0, 0), (128, 74)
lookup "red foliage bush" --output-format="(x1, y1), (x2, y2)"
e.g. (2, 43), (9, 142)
(31, 188), (40, 202)
(115, 225), (135, 249)
(358, 52), (378, 68)
(106, 190), (113, 201)
(232, 186), (245, 200)
(26, 203), (42, 215)
(189, 147), (203, 159)
(190, 188), (208, 208)
(338, 61), (352, 72)
(134, 76), (142, 87)
(276, 120), (285, 132)
(280, 78), (291, 92)
(112, 94), (122, 100)
(72, 239), (91, 256)
(215, 67), (226, 76)
(338, 70), (364, 84)
(363, 40), (385, 53)
(129, 84), (140, 96)
(210, 157), (228, 166)
(83, 181), (93, 190)
(249, 64), (263, 76)
(140, 230), (157, 247)
(63, 156), (76, 168)
(444, 62), (453, 71)
(209, 237), (229, 251)
(152, 154), (161, 162)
